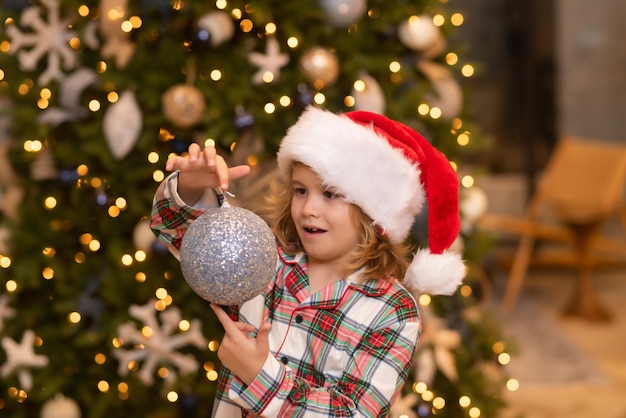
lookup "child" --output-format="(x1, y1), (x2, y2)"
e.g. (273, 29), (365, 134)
(151, 107), (465, 417)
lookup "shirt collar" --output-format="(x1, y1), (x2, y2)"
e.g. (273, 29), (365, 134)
(278, 246), (393, 300)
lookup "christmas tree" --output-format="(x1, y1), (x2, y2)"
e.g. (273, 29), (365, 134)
(0, 0), (509, 417)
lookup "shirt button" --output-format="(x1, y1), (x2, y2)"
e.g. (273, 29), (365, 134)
(281, 356), (289, 365)
(295, 314), (303, 323)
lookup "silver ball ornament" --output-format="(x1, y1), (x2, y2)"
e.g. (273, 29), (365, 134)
(398, 15), (441, 51)
(180, 206), (277, 306)
(320, 0), (367, 28)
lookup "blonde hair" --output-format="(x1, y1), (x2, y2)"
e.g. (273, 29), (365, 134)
(259, 168), (413, 283)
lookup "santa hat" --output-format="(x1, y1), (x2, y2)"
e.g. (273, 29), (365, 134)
(276, 106), (465, 295)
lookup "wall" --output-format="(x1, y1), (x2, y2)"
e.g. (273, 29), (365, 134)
(454, 0), (626, 175)
(557, 0), (626, 143)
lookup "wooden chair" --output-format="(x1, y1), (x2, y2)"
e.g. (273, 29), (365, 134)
(478, 136), (626, 321)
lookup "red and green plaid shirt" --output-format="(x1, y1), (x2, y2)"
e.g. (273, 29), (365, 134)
(151, 173), (421, 417)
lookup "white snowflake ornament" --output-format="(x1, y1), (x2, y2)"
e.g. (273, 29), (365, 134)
(6, 0), (78, 86)
(0, 329), (49, 390)
(113, 300), (208, 386)
(247, 37), (289, 85)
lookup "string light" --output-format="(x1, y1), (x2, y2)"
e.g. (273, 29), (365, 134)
(264, 103), (276, 113)
(153, 170), (165, 183)
(469, 406), (482, 417)
(389, 61), (401, 73)
(134, 250), (146, 262)
(24, 139), (43, 152)
(97, 380), (110, 393)
(287, 37), (299, 48)
(44, 196), (57, 209)
(155, 287), (168, 300)
(461, 64), (475, 77)
(89, 99), (101, 112)
(94, 353), (106, 365)
(497, 352), (511, 365)
(77, 5), (89, 17)
(42, 267), (54, 280)
(461, 175), (475, 188)
(210, 69), (222, 81)
(0, 256), (12, 268)
(5, 280), (17, 292)
(417, 103), (430, 116)
(451, 13), (465, 26)
(68, 312), (81, 324)
(457, 132), (470, 146)
(178, 320), (190, 332)
(446, 52), (459, 65)
(506, 378), (520, 391)
(313, 92), (326, 104)
(429, 107), (442, 119)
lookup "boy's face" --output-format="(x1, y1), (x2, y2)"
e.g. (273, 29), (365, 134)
(290, 164), (359, 269)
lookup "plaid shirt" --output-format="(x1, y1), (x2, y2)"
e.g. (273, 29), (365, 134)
(151, 173), (421, 417)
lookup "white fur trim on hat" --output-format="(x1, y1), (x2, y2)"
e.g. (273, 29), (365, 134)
(277, 107), (425, 244)
(406, 249), (466, 295)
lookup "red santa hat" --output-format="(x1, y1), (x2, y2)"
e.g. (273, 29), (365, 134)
(276, 106), (466, 295)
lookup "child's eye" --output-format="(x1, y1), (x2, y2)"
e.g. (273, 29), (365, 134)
(323, 190), (339, 199)
(294, 187), (306, 195)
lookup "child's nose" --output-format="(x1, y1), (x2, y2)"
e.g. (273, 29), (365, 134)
(302, 195), (321, 216)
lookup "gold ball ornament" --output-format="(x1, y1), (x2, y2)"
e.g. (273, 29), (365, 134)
(299, 47), (340, 89)
(162, 84), (206, 128)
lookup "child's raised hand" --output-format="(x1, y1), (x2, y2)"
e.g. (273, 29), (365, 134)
(210, 303), (271, 386)
(166, 143), (250, 204)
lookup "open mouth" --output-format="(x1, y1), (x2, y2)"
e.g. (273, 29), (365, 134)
(304, 226), (327, 234)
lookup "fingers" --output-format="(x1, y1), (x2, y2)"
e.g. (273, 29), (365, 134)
(210, 303), (236, 331)
(214, 156), (230, 190)
(165, 155), (179, 172)
(229, 164), (251, 181)
(210, 304), (268, 339)
(164, 143), (249, 190)
(188, 143), (202, 161)
(201, 144), (217, 167)
(210, 303), (251, 335)
(256, 322), (271, 353)
(213, 157), (250, 191)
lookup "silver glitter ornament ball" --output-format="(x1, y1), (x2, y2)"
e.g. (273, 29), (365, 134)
(180, 206), (277, 306)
